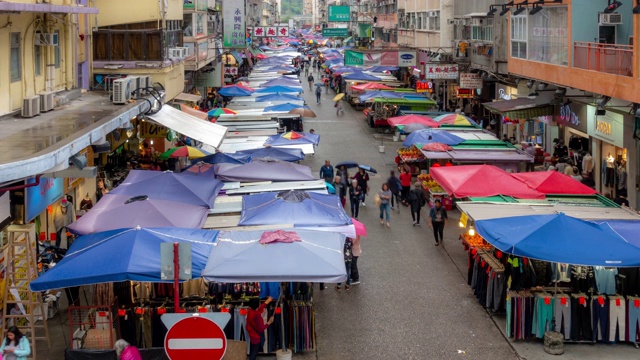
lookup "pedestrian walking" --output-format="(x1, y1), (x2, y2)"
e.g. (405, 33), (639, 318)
(353, 168), (370, 206)
(307, 74), (314, 90)
(428, 199), (448, 246)
(324, 77), (330, 94)
(349, 180), (362, 219)
(409, 181), (426, 226)
(315, 85), (322, 104)
(387, 170), (401, 211)
(333, 175), (346, 207)
(399, 167), (412, 205)
(319, 160), (334, 183)
(378, 183), (392, 228)
(334, 101), (343, 116)
(305, 66), (310, 77)
(336, 237), (353, 291)
(350, 235), (361, 284)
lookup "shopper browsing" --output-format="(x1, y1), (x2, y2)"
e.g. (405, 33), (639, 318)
(247, 297), (275, 360)
(399, 167), (412, 206)
(114, 339), (142, 360)
(350, 235), (362, 285)
(0, 326), (31, 360)
(428, 199), (448, 246)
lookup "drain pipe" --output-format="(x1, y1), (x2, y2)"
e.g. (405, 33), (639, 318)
(0, 174), (43, 192)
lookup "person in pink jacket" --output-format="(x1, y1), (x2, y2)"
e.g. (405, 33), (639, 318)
(114, 339), (142, 360)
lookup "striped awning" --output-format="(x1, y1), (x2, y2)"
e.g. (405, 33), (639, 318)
(504, 106), (554, 120)
(483, 98), (554, 120)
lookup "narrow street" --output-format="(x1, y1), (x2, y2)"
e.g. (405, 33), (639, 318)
(298, 75), (518, 359)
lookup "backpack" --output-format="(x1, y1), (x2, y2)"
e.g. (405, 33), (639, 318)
(308, 75), (314, 82)
(315, 87), (321, 95)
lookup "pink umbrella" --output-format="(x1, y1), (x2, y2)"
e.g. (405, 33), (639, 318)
(388, 114), (440, 128)
(351, 218), (367, 237)
(422, 142), (453, 152)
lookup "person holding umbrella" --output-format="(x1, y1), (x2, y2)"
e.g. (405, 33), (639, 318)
(353, 168), (370, 207)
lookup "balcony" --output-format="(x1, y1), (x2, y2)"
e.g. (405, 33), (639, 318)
(573, 42), (633, 77)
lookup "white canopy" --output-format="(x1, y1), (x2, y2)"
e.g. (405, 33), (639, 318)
(147, 105), (227, 149)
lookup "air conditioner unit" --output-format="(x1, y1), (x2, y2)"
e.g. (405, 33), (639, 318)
(39, 91), (55, 112)
(34, 33), (59, 46)
(22, 96), (41, 118)
(599, 13), (622, 25)
(138, 75), (151, 94)
(112, 78), (132, 104)
(470, 18), (482, 26)
(168, 48), (186, 60)
(177, 46), (190, 57)
(428, 11), (436, 17)
(126, 76), (140, 99)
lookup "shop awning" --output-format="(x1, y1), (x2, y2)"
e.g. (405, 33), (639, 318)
(231, 50), (244, 67)
(343, 36), (353, 43)
(457, 202), (640, 221)
(147, 105), (227, 149)
(449, 149), (533, 163)
(482, 98), (554, 120)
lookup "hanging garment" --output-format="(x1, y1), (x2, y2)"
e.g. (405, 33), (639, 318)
(593, 267), (618, 295)
(592, 296), (609, 342)
(628, 297), (640, 343)
(553, 295), (571, 340)
(532, 294), (554, 338)
(570, 294), (592, 341)
(609, 296), (626, 342)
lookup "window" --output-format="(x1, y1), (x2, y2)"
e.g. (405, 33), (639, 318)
(54, 30), (61, 68)
(10, 32), (21, 82)
(511, 13), (527, 59)
(417, 13), (422, 30)
(428, 10), (440, 31)
(471, 18), (493, 42)
(528, 6), (568, 65)
(34, 42), (42, 76)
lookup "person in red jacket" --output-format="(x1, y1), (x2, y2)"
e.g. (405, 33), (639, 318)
(247, 296), (274, 360)
(399, 167), (412, 206)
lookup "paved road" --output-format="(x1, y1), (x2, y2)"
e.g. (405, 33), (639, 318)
(298, 75), (519, 360)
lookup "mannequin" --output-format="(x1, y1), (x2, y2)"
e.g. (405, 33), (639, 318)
(53, 198), (75, 248)
(80, 193), (93, 211)
(582, 152), (594, 176)
(603, 153), (616, 189)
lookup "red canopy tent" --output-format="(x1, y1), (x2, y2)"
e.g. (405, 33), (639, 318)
(350, 82), (394, 91)
(511, 171), (597, 195)
(387, 115), (440, 128)
(430, 165), (545, 199)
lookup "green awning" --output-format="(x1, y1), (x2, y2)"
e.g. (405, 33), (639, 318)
(504, 105), (554, 120)
(343, 36), (353, 43)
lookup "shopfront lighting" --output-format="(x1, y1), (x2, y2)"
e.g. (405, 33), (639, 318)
(487, 5), (498, 16)
(469, 226), (475, 237)
(529, 4), (543, 15)
(526, 80), (535, 89)
(513, 0), (528, 15)
(459, 221), (464, 228)
(604, 0), (623, 13)
(499, 5), (511, 16)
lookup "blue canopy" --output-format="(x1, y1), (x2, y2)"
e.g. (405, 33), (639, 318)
(264, 103), (308, 112)
(367, 66), (398, 72)
(265, 131), (320, 146)
(475, 214), (640, 267)
(109, 170), (223, 208)
(358, 91), (404, 102)
(239, 190), (352, 227)
(261, 78), (301, 87)
(256, 93), (302, 102)
(201, 230), (346, 283)
(403, 129), (465, 147)
(198, 152), (246, 165)
(342, 72), (381, 81)
(267, 65), (296, 71)
(235, 147), (305, 162)
(593, 220), (640, 248)
(255, 85), (303, 94)
(30, 228), (219, 291)
(218, 87), (253, 97)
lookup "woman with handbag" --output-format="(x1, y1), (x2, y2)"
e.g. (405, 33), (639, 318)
(378, 183), (392, 228)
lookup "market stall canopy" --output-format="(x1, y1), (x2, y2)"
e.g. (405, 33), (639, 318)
(255, 93), (302, 102)
(350, 82), (394, 91)
(197, 152), (246, 165)
(342, 72), (381, 81)
(158, 145), (210, 160)
(457, 201), (640, 221)
(68, 194), (210, 235)
(265, 131), (320, 146)
(201, 229), (346, 283)
(366, 66), (399, 73)
(430, 165), (545, 199)
(234, 147), (305, 162)
(218, 86), (253, 97)
(358, 91), (403, 102)
(403, 129), (464, 147)
(239, 190), (352, 227)
(264, 103), (308, 112)
(146, 105), (227, 149)
(261, 77), (302, 87)
(182, 162), (217, 177)
(109, 170), (224, 208)
(434, 113), (479, 126)
(389, 115), (440, 128)
(173, 93), (202, 103)
(475, 214), (640, 267)
(214, 160), (316, 182)
(178, 104), (209, 120)
(255, 85), (303, 94)
(512, 171), (598, 195)
(594, 220), (640, 248)
(30, 227), (219, 291)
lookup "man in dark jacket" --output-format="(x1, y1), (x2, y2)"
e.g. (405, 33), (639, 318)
(408, 181), (426, 226)
(387, 170), (401, 211)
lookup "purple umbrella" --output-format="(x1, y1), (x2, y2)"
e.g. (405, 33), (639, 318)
(69, 194), (209, 235)
(214, 159), (316, 182)
(261, 78), (302, 87)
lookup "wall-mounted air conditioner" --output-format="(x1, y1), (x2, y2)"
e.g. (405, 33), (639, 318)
(599, 13), (622, 25)
(112, 78), (132, 104)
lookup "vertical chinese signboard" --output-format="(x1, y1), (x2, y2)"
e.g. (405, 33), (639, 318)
(223, 0), (245, 48)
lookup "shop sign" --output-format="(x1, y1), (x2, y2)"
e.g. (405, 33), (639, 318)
(498, 89), (512, 100)
(557, 103), (579, 126)
(222, 0), (245, 48)
(416, 81), (434, 93)
(459, 73), (483, 89)
(595, 118), (612, 135)
(344, 50), (417, 67)
(328, 5), (350, 22)
(322, 28), (349, 37)
(459, 212), (468, 228)
(140, 122), (168, 138)
(253, 27), (265, 37)
(424, 64), (459, 79)
(25, 177), (64, 222)
(277, 27), (290, 37)
(457, 88), (474, 98)
(224, 66), (238, 75)
(586, 105), (624, 147)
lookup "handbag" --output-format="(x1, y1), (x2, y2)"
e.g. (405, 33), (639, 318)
(374, 194), (382, 207)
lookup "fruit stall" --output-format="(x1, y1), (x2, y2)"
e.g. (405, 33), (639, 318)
(417, 174), (453, 210)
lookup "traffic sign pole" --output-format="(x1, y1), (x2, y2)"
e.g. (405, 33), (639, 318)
(164, 314), (228, 360)
(173, 242), (180, 312)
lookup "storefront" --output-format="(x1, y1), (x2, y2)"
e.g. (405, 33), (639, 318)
(586, 105), (636, 207)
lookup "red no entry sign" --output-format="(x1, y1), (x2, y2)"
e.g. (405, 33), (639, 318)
(164, 315), (227, 360)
